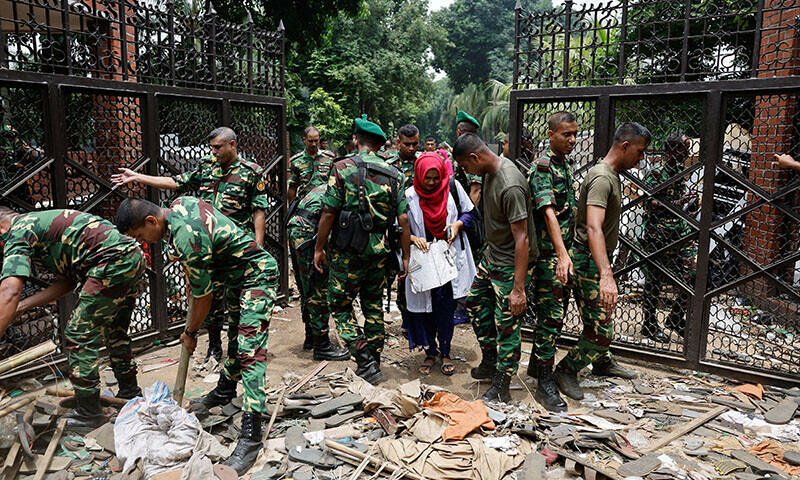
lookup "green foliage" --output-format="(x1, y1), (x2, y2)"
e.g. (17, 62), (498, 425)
(415, 78), (455, 143)
(431, 0), (551, 90)
(308, 88), (351, 142)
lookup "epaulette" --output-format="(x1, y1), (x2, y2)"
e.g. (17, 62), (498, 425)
(239, 158), (266, 175)
(321, 150), (335, 158)
(536, 155), (552, 172)
(290, 151), (304, 161)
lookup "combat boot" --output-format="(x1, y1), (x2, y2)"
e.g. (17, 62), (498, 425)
(198, 374), (237, 408)
(302, 322), (313, 350)
(592, 358), (638, 379)
(354, 345), (383, 385)
(64, 395), (105, 434)
(481, 370), (511, 404)
(313, 335), (350, 361)
(223, 412), (263, 474)
(116, 376), (142, 400)
(205, 326), (223, 362)
(553, 362), (583, 400)
(470, 348), (497, 380)
(642, 311), (669, 343)
(534, 365), (567, 412)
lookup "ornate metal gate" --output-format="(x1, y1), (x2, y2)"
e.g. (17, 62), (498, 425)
(510, 0), (800, 384)
(0, 0), (288, 375)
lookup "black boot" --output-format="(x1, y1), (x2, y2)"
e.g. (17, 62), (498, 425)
(198, 374), (237, 408)
(481, 370), (511, 403)
(205, 326), (223, 362)
(64, 395), (105, 434)
(534, 365), (567, 412)
(470, 348), (497, 380)
(371, 350), (381, 365)
(302, 322), (313, 350)
(116, 376), (142, 399)
(354, 345), (383, 385)
(313, 335), (350, 361)
(592, 358), (638, 379)
(642, 310), (669, 343)
(223, 412), (263, 474)
(553, 362), (583, 400)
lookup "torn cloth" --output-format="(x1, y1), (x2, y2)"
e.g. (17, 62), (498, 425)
(344, 369), (421, 418)
(375, 436), (531, 480)
(422, 392), (495, 441)
(748, 440), (800, 475)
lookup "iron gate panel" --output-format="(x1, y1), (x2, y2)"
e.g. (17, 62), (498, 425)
(0, 0), (287, 376)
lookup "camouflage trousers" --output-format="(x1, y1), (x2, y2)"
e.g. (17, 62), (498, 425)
(220, 274), (277, 413)
(561, 244), (613, 373)
(65, 250), (145, 398)
(533, 250), (573, 367)
(202, 280), (228, 330)
(327, 251), (387, 356)
(295, 244), (330, 337)
(466, 259), (533, 375)
(642, 233), (697, 331)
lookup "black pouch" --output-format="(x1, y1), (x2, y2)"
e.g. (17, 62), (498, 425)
(332, 210), (356, 251)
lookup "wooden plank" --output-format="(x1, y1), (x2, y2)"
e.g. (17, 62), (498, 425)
(32, 418), (67, 480)
(325, 440), (424, 480)
(287, 360), (329, 394)
(45, 387), (128, 407)
(0, 341), (57, 375)
(641, 405), (727, 453)
(372, 408), (398, 435)
(2, 401), (36, 478)
(0, 396), (35, 418)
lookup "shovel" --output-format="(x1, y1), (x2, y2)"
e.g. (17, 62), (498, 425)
(173, 296), (194, 406)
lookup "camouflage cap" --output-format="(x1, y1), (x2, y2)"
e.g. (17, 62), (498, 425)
(456, 107), (481, 128)
(354, 114), (387, 143)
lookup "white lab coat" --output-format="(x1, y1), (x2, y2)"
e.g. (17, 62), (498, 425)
(404, 181), (477, 313)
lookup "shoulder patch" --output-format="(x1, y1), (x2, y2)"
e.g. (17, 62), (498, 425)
(256, 180), (267, 192)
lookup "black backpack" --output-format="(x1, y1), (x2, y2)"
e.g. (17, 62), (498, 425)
(449, 177), (485, 257)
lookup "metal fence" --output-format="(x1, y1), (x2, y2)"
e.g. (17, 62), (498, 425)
(0, 0), (288, 373)
(511, 0), (800, 384)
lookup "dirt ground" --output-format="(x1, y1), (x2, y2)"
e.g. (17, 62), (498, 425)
(129, 292), (671, 407)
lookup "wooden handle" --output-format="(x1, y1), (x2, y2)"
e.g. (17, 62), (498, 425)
(172, 296), (194, 406)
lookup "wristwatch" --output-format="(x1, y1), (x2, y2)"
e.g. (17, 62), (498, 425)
(184, 328), (199, 339)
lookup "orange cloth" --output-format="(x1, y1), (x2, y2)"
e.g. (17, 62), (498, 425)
(748, 440), (800, 475)
(732, 384), (764, 400)
(422, 392), (496, 441)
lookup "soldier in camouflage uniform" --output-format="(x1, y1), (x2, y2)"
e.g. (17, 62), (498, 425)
(286, 169), (350, 361)
(314, 115), (411, 385)
(0, 124), (45, 208)
(642, 133), (697, 342)
(527, 112), (578, 412)
(453, 133), (538, 403)
(112, 127), (269, 362)
(288, 126), (335, 202)
(454, 109), (485, 206)
(552, 123), (646, 401)
(117, 196), (277, 474)
(0, 208), (145, 433)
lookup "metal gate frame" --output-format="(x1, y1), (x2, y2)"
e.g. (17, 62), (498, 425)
(510, 76), (800, 385)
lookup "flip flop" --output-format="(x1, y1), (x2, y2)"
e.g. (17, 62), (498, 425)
(287, 447), (340, 469)
(440, 358), (455, 376)
(310, 394), (363, 418)
(419, 356), (436, 375)
(617, 455), (662, 477)
(325, 410), (364, 427)
(764, 398), (798, 425)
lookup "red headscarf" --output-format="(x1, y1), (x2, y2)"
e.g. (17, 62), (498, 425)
(414, 152), (450, 239)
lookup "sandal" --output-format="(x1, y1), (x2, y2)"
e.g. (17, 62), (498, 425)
(419, 355), (436, 375)
(441, 357), (455, 376)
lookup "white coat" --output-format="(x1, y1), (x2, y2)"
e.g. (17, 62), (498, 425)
(404, 181), (477, 313)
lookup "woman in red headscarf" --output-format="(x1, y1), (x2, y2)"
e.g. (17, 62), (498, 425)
(403, 151), (477, 376)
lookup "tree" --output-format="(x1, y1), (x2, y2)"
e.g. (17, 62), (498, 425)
(308, 88), (351, 143)
(431, 0), (551, 91)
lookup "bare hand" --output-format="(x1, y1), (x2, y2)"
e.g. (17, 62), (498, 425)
(509, 287), (526, 316)
(446, 222), (462, 247)
(180, 333), (197, 355)
(398, 257), (409, 280)
(773, 153), (796, 170)
(411, 235), (429, 253)
(111, 168), (138, 186)
(555, 253), (574, 286)
(313, 250), (327, 273)
(599, 275), (618, 313)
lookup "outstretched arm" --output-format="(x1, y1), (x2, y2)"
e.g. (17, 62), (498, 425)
(111, 168), (177, 190)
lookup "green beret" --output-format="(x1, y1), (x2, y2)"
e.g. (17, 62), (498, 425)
(456, 108), (480, 128)
(354, 114), (387, 142)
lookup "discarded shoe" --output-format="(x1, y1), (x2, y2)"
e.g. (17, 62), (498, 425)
(310, 393), (363, 418)
(288, 447), (341, 469)
(764, 398), (798, 425)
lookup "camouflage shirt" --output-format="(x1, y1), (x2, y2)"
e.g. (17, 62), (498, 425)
(164, 197), (278, 298)
(387, 152), (418, 190)
(529, 150), (576, 254)
(321, 150), (408, 257)
(643, 162), (691, 235)
(289, 149), (335, 193)
(1, 210), (142, 283)
(173, 155), (269, 232)
(287, 182), (327, 248)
